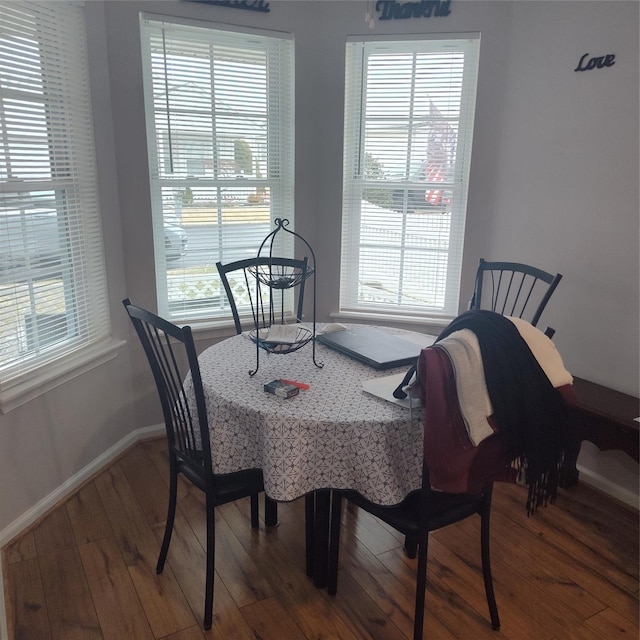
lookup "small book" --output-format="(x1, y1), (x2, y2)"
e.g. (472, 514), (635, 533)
(264, 379), (300, 398)
(265, 324), (300, 344)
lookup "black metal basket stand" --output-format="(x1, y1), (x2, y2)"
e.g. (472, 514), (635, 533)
(248, 218), (322, 375)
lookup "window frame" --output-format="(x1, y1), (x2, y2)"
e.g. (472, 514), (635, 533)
(0, 1), (118, 412)
(139, 14), (295, 324)
(339, 34), (480, 322)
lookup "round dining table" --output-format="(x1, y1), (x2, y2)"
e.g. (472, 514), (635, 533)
(189, 324), (435, 586)
(193, 325), (435, 505)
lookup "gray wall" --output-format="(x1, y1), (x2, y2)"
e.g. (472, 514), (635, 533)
(1, 1), (638, 538)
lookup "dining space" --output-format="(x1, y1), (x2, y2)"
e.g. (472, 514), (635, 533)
(108, 248), (623, 640)
(106, 244), (625, 639)
(1, 5), (638, 640)
(5, 283), (639, 639)
(5, 249), (638, 640)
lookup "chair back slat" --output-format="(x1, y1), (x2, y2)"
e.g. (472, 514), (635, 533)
(490, 271), (535, 318)
(470, 259), (562, 327)
(216, 256), (309, 334)
(123, 299), (212, 476)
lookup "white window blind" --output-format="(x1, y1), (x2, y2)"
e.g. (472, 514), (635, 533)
(340, 36), (480, 319)
(140, 16), (294, 322)
(0, 1), (110, 383)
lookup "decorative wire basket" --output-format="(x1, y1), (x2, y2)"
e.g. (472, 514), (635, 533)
(247, 263), (315, 289)
(249, 325), (313, 354)
(247, 217), (322, 374)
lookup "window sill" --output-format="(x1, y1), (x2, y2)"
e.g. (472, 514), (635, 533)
(331, 310), (453, 333)
(0, 337), (126, 414)
(189, 319), (238, 344)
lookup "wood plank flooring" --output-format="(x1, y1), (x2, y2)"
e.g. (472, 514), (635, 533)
(3, 438), (638, 639)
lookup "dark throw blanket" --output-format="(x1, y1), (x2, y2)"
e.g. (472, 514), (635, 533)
(436, 310), (570, 514)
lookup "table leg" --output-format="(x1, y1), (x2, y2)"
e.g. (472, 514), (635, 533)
(559, 414), (582, 488)
(265, 496), (278, 527)
(304, 491), (332, 587)
(559, 450), (580, 488)
(312, 489), (331, 588)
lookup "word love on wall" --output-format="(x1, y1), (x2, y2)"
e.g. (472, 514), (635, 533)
(376, 0), (452, 21)
(574, 52), (616, 72)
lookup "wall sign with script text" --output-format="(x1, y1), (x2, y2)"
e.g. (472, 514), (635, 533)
(376, 0), (452, 21)
(186, 0), (270, 13)
(574, 52), (616, 72)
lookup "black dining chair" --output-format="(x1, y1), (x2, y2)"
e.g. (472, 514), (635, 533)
(215, 256), (309, 525)
(327, 343), (504, 640)
(469, 258), (562, 332)
(216, 256), (309, 335)
(122, 298), (276, 630)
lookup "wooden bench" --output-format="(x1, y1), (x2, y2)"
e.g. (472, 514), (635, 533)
(560, 377), (639, 487)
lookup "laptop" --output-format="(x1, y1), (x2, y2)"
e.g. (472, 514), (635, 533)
(316, 326), (433, 370)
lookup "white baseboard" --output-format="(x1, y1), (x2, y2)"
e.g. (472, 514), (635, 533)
(0, 423), (164, 548)
(576, 464), (639, 510)
(0, 423), (164, 640)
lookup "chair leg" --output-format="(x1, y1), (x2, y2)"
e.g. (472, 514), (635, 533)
(203, 493), (215, 630)
(156, 462), (178, 574)
(327, 491), (342, 595)
(264, 495), (278, 527)
(305, 493), (315, 577)
(480, 487), (500, 630)
(413, 533), (429, 640)
(404, 534), (418, 559)
(250, 493), (259, 529)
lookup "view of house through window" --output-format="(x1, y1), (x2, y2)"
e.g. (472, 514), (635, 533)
(140, 17), (295, 322)
(0, 1), (110, 384)
(340, 36), (480, 319)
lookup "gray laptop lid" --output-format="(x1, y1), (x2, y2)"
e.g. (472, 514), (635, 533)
(316, 326), (428, 370)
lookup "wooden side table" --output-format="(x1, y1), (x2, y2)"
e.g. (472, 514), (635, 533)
(560, 377), (639, 487)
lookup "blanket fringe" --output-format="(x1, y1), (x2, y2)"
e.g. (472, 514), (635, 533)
(516, 457), (561, 516)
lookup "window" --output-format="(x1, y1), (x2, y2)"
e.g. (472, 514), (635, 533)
(0, 2), (110, 398)
(140, 16), (294, 322)
(340, 36), (480, 320)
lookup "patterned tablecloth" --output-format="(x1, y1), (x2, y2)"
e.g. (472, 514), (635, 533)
(193, 326), (435, 505)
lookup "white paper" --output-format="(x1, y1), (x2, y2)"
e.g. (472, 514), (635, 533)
(265, 324), (300, 344)
(362, 373), (422, 408)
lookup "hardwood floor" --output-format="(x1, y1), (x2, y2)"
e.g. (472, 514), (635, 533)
(3, 437), (638, 639)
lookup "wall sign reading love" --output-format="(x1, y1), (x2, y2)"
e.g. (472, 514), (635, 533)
(574, 52), (616, 72)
